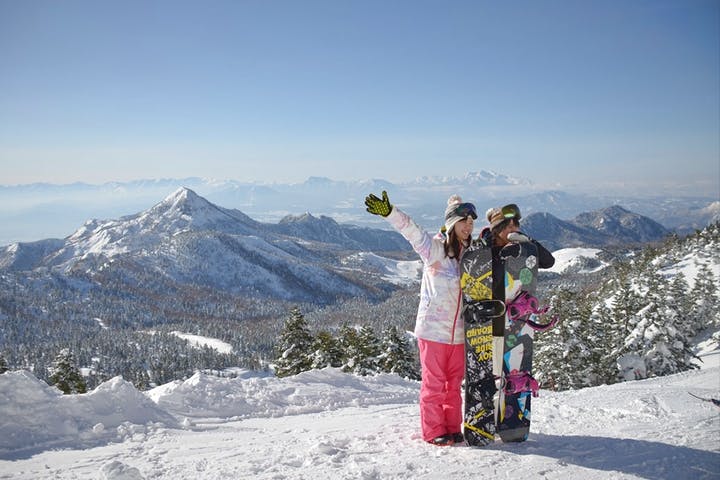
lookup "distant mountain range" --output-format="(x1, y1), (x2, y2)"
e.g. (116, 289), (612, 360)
(0, 187), (679, 305)
(1, 171), (717, 246)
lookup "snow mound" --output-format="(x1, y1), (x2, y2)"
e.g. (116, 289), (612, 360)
(100, 461), (144, 480)
(147, 367), (420, 419)
(0, 371), (177, 457)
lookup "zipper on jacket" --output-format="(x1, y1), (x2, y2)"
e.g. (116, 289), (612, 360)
(450, 287), (462, 344)
(450, 247), (466, 344)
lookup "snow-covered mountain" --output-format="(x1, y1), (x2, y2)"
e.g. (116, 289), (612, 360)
(522, 207), (671, 251)
(0, 187), (683, 306)
(269, 212), (411, 252)
(573, 205), (670, 242)
(0, 188), (411, 303)
(404, 170), (529, 187)
(521, 212), (610, 251)
(1, 355), (717, 479)
(702, 201), (720, 225)
(51, 188), (264, 267)
(0, 238), (65, 271)
(1, 172), (716, 246)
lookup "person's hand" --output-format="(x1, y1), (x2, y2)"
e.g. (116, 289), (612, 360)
(365, 191), (392, 217)
(507, 232), (531, 243)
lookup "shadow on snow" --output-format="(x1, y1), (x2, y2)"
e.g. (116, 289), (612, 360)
(491, 433), (719, 480)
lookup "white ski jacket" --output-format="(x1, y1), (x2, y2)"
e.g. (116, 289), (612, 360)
(385, 206), (464, 345)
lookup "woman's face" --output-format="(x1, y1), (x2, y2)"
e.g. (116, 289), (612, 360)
(496, 219), (519, 246)
(454, 216), (474, 242)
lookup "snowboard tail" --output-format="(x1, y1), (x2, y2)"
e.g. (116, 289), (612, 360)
(462, 300), (498, 446)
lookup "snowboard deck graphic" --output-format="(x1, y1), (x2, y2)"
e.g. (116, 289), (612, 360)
(460, 244), (497, 446)
(496, 242), (539, 443)
(462, 299), (504, 446)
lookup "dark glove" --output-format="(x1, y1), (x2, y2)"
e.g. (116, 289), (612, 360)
(500, 243), (521, 260)
(365, 191), (392, 217)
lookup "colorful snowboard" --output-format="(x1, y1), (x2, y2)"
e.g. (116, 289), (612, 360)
(496, 241), (539, 443)
(460, 243), (498, 446)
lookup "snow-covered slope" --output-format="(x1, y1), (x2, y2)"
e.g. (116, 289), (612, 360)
(546, 247), (608, 274)
(341, 252), (421, 287)
(0, 356), (717, 479)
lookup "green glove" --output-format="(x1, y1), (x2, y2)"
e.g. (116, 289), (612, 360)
(365, 191), (392, 217)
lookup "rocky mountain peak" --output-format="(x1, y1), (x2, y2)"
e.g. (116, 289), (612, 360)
(144, 187), (259, 234)
(574, 205), (669, 241)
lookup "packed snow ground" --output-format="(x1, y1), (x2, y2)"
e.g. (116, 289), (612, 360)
(1, 352), (718, 480)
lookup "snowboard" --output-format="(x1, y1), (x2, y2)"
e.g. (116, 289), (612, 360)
(461, 298), (505, 446)
(460, 243), (499, 446)
(495, 241), (540, 443)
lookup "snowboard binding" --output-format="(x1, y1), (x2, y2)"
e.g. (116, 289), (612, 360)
(502, 371), (540, 397)
(463, 299), (506, 324)
(507, 291), (548, 319)
(506, 291), (558, 332)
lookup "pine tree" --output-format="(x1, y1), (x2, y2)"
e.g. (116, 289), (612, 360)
(535, 288), (586, 390)
(690, 262), (719, 330)
(622, 270), (697, 377)
(0, 353), (8, 374)
(48, 348), (87, 394)
(338, 324), (364, 375)
(311, 330), (343, 369)
(133, 368), (152, 390)
(378, 326), (419, 380)
(586, 303), (617, 385)
(273, 307), (315, 378)
(608, 268), (643, 339)
(668, 272), (693, 338)
(605, 268), (646, 382)
(353, 326), (382, 375)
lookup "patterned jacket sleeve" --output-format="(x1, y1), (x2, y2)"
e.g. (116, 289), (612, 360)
(384, 206), (444, 265)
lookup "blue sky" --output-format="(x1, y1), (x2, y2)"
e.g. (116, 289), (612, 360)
(1, 0), (718, 196)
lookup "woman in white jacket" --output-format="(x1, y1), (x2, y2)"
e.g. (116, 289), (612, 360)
(365, 191), (476, 446)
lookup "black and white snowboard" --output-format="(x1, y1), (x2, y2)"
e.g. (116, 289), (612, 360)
(462, 298), (505, 446)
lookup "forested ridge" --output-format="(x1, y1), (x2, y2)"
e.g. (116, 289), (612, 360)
(0, 224), (717, 392)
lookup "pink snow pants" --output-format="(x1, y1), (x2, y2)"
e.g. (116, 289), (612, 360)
(417, 338), (465, 441)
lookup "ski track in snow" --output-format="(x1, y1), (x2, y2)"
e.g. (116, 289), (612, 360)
(1, 357), (719, 480)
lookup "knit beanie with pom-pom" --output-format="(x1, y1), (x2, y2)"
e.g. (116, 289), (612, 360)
(444, 194), (476, 234)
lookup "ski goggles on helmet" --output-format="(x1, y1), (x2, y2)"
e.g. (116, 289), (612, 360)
(448, 202), (478, 220)
(501, 203), (521, 220)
